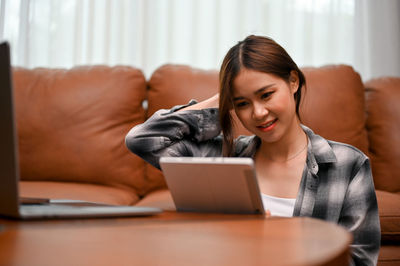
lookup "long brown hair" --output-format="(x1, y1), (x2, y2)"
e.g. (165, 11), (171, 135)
(219, 35), (306, 156)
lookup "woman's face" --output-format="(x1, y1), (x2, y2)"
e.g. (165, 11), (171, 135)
(232, 69), (299, 144)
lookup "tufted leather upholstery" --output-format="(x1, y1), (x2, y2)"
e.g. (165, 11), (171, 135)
(13, 66), (148, 202)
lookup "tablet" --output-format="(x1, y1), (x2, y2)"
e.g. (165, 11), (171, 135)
(159, 157), (265, 215)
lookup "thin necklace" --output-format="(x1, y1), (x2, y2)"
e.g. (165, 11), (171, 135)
(267, 138), (308, 163)
(284, 140), (308, 162)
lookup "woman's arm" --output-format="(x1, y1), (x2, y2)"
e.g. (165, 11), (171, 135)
(339, 159), (381, 266)
(125, 94), (222, 169)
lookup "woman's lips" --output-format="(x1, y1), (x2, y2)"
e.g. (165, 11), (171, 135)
(257, 118), (278, 132)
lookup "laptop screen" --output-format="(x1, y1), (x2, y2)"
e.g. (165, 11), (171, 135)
(0, 42), (21, 217)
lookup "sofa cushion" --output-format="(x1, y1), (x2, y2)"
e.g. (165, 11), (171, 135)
(135, 189), (175, 211)
(300, 65), (369, 155)
(13, 66), (148, 196)
(365, 77), (400, 192)
(147, 64), (219, 117)
(376, 190), (400, 242)
(378, 245), (400, 265)
(20, 181), (140, 206)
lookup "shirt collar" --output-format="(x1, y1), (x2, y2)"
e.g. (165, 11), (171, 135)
(302, 125), (337, 175)
(246, 125), (337, 174)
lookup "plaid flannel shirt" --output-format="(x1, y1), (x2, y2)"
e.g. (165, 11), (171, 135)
(126, 101), (380, 265)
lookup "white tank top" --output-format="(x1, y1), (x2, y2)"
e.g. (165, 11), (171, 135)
(261, 193), (296, 217)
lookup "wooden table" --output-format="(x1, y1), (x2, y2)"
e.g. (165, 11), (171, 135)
(0, 212), (351, 266)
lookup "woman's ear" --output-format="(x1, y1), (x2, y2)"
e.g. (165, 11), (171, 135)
(289, 71), (299, 93)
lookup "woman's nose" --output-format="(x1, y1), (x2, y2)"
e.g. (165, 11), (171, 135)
(252, 103), (268, 120)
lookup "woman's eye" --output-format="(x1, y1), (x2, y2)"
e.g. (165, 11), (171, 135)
(235, 101), (248, 108)
(261, 92), (273, 99)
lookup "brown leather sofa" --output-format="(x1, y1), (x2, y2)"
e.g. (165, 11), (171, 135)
(13, 64), (400, 265)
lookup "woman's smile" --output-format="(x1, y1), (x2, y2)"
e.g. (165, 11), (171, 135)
(256, 118), (278, 132)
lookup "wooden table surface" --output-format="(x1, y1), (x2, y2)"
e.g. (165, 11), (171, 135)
(0, 211), (352, 266)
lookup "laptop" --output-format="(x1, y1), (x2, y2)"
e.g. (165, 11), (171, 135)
(160, 156), (265, 215)
(0, 41), (162, 219)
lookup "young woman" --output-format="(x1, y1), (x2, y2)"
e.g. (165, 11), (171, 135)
(126, 35), (380, 265)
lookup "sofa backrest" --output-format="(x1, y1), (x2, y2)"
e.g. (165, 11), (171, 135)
(14, 63), (396, 196)
(300, 65), (369, 154)
(13, 66), (149, 196)
(365, 77), (400, 192)
(145, 64), (370, 192)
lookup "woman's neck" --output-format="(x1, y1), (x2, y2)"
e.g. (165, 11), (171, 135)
(257, 121), (307, 163)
